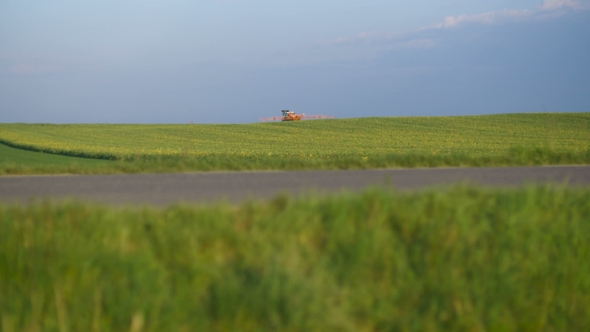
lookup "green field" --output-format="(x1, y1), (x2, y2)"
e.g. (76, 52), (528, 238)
(1, 113), (588, 174)
(2, 114), (588, 331)
(1, 185), (589, 331)
(0, 142), (110, 173)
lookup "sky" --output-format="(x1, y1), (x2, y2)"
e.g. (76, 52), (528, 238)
(1, 0), (589, 123)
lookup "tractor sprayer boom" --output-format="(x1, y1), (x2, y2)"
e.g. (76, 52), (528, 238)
(260, 110), (335, 122)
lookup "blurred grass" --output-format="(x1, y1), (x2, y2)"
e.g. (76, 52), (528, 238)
(0, 113), (589, 175)
(1, 185), (589, 331)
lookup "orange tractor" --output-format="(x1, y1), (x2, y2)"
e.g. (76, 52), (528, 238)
(281, 110), (303, 121)
(260, 110), (335, 122)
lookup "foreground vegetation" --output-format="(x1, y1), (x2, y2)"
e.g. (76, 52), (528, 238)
(1, 185), (589, 331)
(1, 113), (588, 174)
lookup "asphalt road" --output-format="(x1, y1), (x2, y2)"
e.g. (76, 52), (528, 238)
(1, 166), (589, 205)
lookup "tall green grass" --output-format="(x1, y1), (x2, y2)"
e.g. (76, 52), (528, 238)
(2, 185), (589, 331)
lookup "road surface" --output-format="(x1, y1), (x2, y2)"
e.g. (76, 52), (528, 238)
(1, 166), (588, 205)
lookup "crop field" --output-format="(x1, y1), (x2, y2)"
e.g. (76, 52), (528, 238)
(0, 142), (109, 173)
(1, 184), (589, 331)
(0, 112), (588, 174)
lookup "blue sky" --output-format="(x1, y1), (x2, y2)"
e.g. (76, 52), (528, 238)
(1, 0), (589, 123)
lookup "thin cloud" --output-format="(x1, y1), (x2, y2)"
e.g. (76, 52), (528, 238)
(394, 39), (435, 49)
(540, 0), (587, 10)
(8, 64), (63, 75)
(427, 9), (532, 29)
(317, 0), (589, 46)
(0, 53), (18, 60)
(316, 32), (399, 46)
